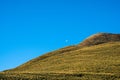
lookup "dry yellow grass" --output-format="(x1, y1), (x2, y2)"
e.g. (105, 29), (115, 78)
(1, 33), (120, 80)
(5, 42), (120, 75)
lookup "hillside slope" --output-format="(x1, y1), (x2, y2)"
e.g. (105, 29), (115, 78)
(5, 33), (120, 74)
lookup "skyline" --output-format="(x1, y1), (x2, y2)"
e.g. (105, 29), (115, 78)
(0, 0), (120, 71)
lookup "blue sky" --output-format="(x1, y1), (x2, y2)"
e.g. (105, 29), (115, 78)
(0, 0), (120, 71)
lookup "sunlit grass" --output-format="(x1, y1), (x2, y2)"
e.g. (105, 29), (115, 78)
(1, 42), (120, 79)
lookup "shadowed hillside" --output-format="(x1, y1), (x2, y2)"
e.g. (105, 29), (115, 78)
(79, 33), (120, 46)
(1, 33), (120, 80)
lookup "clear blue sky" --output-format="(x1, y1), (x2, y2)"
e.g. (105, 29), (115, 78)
(0, 0), (120, 71)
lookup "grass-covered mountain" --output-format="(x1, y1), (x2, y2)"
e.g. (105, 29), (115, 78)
(1, 33), (120, 80)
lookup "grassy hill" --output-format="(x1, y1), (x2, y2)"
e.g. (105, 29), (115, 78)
(0, 33), (120, 80)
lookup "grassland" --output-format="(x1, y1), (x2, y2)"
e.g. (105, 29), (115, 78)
(0, 72), (120, 80)
(8, 42), (120, 73)
(0, 41), (120, 80)
(1, 33), (120, 80)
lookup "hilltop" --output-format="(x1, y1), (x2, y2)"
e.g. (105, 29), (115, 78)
(79, 33), (120, 46)
(1, 33), (120, 80)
